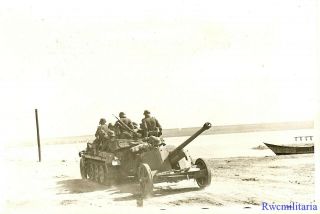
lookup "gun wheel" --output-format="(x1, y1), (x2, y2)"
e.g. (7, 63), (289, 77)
(80, 157), (88, 179)
(138, 163), (153, 197)
(195, 158), (212, 189)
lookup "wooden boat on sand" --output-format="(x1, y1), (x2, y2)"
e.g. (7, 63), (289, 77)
(263, 142), (314, 155)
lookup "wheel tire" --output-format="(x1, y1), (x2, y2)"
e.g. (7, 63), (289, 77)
(94, 163), (99, 182)
(98, 164), (105, 184)
(80, 157), (88, 179)
(195, 158), (212, 189)
(88, 162), (95, 180)
(138, 163), (153, 197)
(103, 164), (112, 186)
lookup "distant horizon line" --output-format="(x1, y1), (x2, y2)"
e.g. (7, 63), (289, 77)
(44, 120), (314, 140)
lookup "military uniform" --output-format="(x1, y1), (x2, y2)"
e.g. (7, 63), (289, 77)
(95, 124), (110, 140)
(141, 110), (162, 137)
(93, 118), (113, 152)
(116, 112), (135, 139)
(119, 117), (134, 129)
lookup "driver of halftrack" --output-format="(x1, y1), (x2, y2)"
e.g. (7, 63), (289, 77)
(141, 110), (162, 137)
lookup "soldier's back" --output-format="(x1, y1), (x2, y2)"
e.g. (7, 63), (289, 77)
(100, 124), (109, 132)
(120, 117), (131, 125)
(142, 117), (157, 130)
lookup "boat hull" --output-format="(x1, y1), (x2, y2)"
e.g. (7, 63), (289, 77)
(264, 143), (314, 155)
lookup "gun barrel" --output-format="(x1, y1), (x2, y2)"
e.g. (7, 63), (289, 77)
(169, 122), (212, 164)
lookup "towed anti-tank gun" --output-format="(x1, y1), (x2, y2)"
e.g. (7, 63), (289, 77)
(79, 122), (212, 196)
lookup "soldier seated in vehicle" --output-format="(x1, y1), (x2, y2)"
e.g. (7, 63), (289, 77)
(115, 112), (135, 139)
(108, 123), (117, 136)
(100, 131), (116, 152)
(93, 118), (114, 152)
(141, 110), (162, 137)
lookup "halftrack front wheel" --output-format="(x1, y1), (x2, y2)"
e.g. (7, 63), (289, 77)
(98, 164), (105, 184)
(88, 162), (95, 180)
(94, 163), (99, 182)
(195, 158), (211, 189)
(80, 157), (87, 179)
(138, 163), (153, 197)
(103, 164), (113, 186)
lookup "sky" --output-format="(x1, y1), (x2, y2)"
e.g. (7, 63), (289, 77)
(0, 0), (318, 144)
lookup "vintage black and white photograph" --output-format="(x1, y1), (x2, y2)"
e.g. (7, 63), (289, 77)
(0, 0), (318, 213)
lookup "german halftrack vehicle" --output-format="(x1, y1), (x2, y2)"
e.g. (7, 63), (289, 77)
(79, 122), (212, 196)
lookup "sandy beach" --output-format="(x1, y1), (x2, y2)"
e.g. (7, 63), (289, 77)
(1, 141), (314, 213)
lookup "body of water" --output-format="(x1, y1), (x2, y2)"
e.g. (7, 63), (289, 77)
(4, 129), (315, 161)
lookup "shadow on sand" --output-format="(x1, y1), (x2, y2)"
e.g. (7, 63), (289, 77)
(113, 186), (200, 201)
(56, 179), (111, 194)
(56, 179), (200, 201)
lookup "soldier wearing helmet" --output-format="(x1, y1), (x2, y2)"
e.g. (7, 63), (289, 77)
(95, 118), (110, 139)
(93, 118), (114, 152)
(141, 110), (162, 137)
(115, 112), (134, 138)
